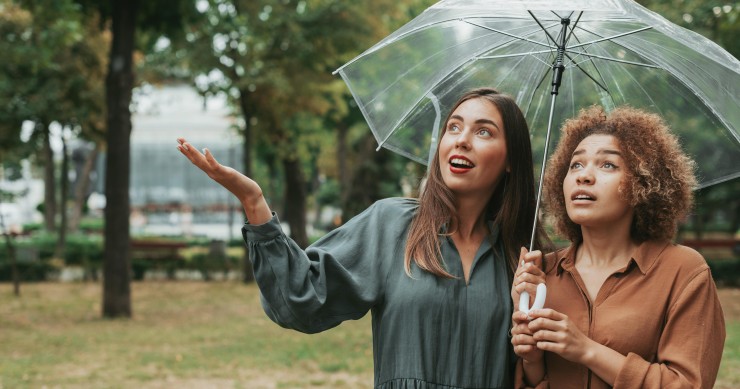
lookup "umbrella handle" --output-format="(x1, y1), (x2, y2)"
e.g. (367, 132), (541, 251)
(519, 283), (547, 318)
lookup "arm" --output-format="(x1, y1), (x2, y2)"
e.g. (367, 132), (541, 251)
(527, 268), (726, 388)
(177, 138), (271, 224)
(612, 268), (725, 388)
(179, 137), (389, 333)
(243, 199), (406, 333)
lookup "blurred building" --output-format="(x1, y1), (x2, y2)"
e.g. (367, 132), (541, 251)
(94, 84), (244, 239)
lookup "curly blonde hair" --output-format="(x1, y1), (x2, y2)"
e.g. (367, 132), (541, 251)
(544, 106), (697, 243)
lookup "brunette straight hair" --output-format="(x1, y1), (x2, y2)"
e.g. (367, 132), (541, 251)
(404, 88), (547, 278)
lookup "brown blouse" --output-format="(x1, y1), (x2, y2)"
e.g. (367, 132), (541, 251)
(515, 240), (725, 389)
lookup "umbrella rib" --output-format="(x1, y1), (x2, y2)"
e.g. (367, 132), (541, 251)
(568, 26), (653, 49)
(564, 52), (611, 93)
(561, 28), (612, 95)
(570, 52), (660, 69)
(563, 12), (584, 48)
(523, 64), (554, 115)
(464, 20), (555, 49)
(478, 50), (553, 67)
(527, 11), (560, 48)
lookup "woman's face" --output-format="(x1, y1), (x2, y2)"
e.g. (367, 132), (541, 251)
(563, 134), (634, 229)
(438, 98), (508, 198)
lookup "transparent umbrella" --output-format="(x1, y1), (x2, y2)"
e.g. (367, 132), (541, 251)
(334, 0), (740, 249)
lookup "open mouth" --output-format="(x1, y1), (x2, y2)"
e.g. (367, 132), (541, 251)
(450, 157), (474, 169)
(571, 191), (596, 201)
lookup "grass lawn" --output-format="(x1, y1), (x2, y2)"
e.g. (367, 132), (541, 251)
(1, 282), (738, 388)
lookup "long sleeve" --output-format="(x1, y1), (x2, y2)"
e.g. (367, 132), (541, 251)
(242, 199), (412, 334)
(613, 268), (725, 388)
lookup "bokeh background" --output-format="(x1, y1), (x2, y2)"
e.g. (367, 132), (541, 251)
(0, 0), (738, 388)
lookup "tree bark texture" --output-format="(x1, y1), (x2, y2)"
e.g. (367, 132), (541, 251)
(282, 157), (308, 249)
(42, 125), (56, 232)
(103, 0), (137, 318)
(69, 145), (100, 232)
(54, 136), (69, 260)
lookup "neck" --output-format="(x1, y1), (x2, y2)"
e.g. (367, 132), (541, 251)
(578, 223), (636, 267)
(452, 195), (489, 240)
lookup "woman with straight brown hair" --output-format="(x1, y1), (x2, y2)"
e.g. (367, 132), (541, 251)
(178, 87), (548, 388)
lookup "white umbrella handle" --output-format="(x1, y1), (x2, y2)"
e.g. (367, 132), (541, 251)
(519, 283), (547, 317)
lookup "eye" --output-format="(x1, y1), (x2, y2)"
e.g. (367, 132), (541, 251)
(478, 128), (492, 137)
(569, 161), (583, 170)
(602, 161), (617, 169)
(447, 123), (461, 133)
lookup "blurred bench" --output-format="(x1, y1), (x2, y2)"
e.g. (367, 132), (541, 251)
(680, 238), (740, 258)
(130, 240), (188, 280)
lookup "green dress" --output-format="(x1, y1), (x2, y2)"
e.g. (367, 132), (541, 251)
(242, 197), (515, 388)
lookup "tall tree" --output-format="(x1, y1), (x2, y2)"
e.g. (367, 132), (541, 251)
(102, 0), (137, 318)
(181, 0), (431, 247)
(72, 0), (199, 317)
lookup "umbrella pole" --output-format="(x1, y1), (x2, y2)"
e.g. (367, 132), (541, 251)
(529, 95), (557, 252)
(528, 17), (570, 252)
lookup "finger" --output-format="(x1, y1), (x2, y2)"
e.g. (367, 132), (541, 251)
(512, 311), (529, 322)
(522, 250), (543, 269)
(518, 247), (528, 267)
(527, 317), (558, 332)
(535, 341), (561, 354)
(514, 282), (543, 299)
(528, 308), (565, 321)
(516, 270), (545, 284)
(512, 333), (537, 347)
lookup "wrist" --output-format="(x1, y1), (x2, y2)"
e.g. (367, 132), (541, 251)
(578, 340), (597, 366)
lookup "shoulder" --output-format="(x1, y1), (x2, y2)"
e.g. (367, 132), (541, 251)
(340, 197), (419, 232)
(365, 197), (419, 219)
(651, 242), (709, 279)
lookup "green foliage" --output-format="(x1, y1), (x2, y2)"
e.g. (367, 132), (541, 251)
(708, 258), (740, 287)
(637, 0), (739, 58)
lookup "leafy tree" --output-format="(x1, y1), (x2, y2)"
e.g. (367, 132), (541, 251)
(638, 0), (740, 237)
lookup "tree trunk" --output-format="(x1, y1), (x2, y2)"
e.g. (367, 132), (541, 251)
(103, 0), (137, 318)
(55, 135), (69, 260)
(282, 157), (308, 248)
(0, 211), (19, 296)
(337, 122), (349, 210)
(42, 124), (57, 232)
(69, 145), (100, 232)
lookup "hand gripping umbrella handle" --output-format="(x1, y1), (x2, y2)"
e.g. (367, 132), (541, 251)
(519, 283), (547, 317)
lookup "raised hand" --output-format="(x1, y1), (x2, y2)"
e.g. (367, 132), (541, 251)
(176, 138), (271, 225)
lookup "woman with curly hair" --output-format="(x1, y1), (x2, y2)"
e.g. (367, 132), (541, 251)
(510, 106), (725, 388)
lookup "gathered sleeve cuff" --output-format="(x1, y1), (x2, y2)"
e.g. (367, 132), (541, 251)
(242, 199), (412, 334)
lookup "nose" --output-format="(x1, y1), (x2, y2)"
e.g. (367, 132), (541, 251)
(575, 166), (594, 185)
(454, 129), (472, 149)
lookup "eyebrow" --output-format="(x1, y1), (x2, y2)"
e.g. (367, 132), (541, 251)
(571, 148), (622, 157)
(449, 115), (501, 130)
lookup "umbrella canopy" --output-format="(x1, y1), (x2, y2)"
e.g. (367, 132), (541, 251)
(334, 0), (740, 190)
